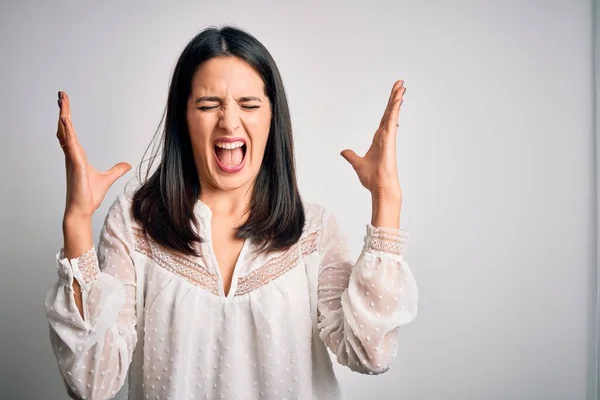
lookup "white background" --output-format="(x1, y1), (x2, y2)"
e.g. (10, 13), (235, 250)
(0, 1), (596, 399)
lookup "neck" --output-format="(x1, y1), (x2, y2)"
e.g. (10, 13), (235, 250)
(199, 185), (252, 220)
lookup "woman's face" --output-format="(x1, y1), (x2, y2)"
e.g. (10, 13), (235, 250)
(186, 56), (272, 194)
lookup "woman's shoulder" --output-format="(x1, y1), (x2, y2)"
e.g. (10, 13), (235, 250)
(302, 201), (331, 234)
(102, 191), (140, 230)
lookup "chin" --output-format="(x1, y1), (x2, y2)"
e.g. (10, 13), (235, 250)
(212, 171), (256, 192)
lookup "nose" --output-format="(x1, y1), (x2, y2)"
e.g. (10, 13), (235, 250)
(218, 106), (241, 134)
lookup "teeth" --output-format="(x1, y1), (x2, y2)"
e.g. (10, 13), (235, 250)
(215, 141), (244, 150)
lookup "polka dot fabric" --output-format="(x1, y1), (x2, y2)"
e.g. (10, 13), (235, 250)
(45, 195), (418, 400)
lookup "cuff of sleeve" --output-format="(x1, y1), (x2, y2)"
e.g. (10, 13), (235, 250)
(56, 246), (100, 287)
(365, 225), (409, 256)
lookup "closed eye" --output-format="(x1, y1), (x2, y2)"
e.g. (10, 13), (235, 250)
(197, 105), (260, 111)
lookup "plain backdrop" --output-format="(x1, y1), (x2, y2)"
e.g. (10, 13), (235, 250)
(0, 1), (596, 399)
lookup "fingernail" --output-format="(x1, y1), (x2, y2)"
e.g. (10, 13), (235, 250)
(58, 99), (62, 108)
(58, 91), (62, 100)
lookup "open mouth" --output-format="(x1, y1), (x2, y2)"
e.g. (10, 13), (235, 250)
(213, 139), (247, 173)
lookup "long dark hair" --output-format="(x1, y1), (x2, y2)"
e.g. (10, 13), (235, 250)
(131, 25), (305, 257)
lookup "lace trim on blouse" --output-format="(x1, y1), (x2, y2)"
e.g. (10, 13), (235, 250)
(236, 232), (318, 296)
(132, 228), (319, 296)
(62, 246), (101, 284)
(132, 228), (220, 295)
(366, 226), (409, 256)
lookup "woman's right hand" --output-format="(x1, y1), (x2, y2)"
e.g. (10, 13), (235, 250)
(57, 91), (131, 221)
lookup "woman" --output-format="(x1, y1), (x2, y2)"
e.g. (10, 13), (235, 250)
(45, 26), (418, 400)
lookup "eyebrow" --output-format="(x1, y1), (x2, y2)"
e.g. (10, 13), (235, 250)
(194, 96), (262, 103)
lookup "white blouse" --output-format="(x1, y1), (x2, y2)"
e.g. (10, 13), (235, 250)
(45, 194), (418, 400)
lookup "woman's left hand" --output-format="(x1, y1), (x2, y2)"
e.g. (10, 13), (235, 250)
(341, 80), (406, 201)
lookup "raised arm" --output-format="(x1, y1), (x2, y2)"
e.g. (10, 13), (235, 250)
(318, 80), (418, 373)
(45, 91), (136, 399)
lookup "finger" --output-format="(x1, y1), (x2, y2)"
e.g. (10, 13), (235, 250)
(59, 91), (71, 119)
(386, 87), (406, 130)
(378, 88), (405, 151)
(57, 116), (66, 148)
(380, 81), (398, 125)
(103, 162), (132, 186)
(383, 83), (405, 127)
(56, 91), (67, 148)
(379, 80), (404, 128)
(379, 82), (399, 128)
(59, 93), (80, 149)
(62, 116), (79, 146)
(381, 89), (405, 151)
(340, 149), (361, 170)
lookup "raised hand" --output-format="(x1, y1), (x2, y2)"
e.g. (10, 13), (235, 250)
(57, 91), (131, 220)
(340, 80), (406, 200)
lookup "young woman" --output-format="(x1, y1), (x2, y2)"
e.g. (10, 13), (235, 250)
(45, 25), (418, 400)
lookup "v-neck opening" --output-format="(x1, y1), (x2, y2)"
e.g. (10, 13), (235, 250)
(196, 199), (251, 298)
(223, 238), (250, 298)
(208, 236), (249, 298)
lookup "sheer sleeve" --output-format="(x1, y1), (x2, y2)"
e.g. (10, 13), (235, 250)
(44, 196), (138, 399)
(316, 208), (418, 375)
